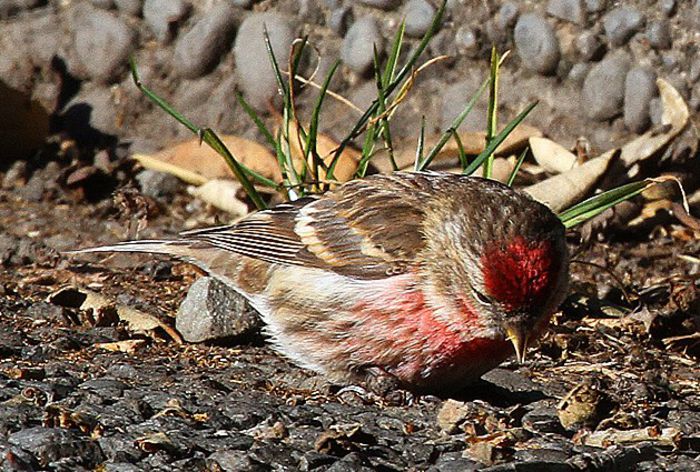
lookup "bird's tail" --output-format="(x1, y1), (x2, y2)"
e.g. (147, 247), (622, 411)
(67, 240), (187, 257)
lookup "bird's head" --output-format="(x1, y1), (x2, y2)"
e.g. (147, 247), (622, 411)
(423, 178), (569, 362)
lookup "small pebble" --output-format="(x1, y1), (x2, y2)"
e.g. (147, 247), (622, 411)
(341, 16), (384, 75)
(404, 0), (436, 38)
(546, 0), (585, 25)
(582, 50), (631, 121)
(328, 6), (352, 36)
(584, 0), (605, 12)
(173, 2), (237, 79)
(603, 6), (645, 46)
(514, 13), (560, 75)
(661, 0), (676, 17)
(689, 58), (700, 83)
(624, 67), (656, 133)
(455, 26), (480, 57)
(496, 2), (519, 30)
(568, 62), (589, 84)
(72, 7), (136, 83)
(234, 12), (295, 110)
(575, 31), (604, 61)
(135, 169), (181, 200)
(357, 0), (399, 10)
(646, 19), (671, 50)
(143, 0), (190, 43)
(176, 277), (262, 344)
(114, 0), (142, 16)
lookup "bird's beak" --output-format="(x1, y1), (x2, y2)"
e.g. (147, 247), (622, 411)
(504, 322), (529, 364)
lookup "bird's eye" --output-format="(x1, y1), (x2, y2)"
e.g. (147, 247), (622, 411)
(472, 287), (492, 305)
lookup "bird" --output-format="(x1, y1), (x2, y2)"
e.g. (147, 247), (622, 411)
(73, 171), (569, 393)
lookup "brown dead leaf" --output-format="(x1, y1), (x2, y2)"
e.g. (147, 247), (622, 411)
(619, 79), (690, 175)
(577, 427), (682, 448)
(524, 149), (617, 212)
(48, 286), (182, 343)
(529, 136), (578, 174)
(133, 135), (282, 185)
(187, 179), (249, 216)
(95, 339), (147, 354)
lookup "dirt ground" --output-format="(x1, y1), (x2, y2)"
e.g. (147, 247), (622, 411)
(0, 150), (699, 470)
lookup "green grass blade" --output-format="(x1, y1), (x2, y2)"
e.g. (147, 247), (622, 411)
(483, 46), (499, 178)
(414, 116), (427, 171)
(418, 78), (490, 171)
(130, 57), (277, 196)
(201, 129), (268, 210)
(264, 26), (289, 100)
(463, 101), (538, 176)
(383, 20), (405, 87)
(326, 0), (446, 179)
(236, 92), (276, 149)
(451, 129), (469, 171)
(305, 59), (341, 187)
(130, 56), (197, 134)
(558, 180), (651, 229)
(373, 46), (398, 171)
(506, 147), (528, 187)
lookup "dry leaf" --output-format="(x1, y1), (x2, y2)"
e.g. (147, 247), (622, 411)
(619, 79), (690, 175)
(48, 286), (182, 343)
(524, 149), (617, 212)
(577, 427), (682, 448)
(133, 135), (282, 185)
(529, 136), (578, 174)
(95, 339), (146, 354)
(187, 179), (249, 216)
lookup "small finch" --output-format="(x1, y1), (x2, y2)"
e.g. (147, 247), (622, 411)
(75, 172), (569, 393)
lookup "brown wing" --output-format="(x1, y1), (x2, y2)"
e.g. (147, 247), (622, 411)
(180, 173), (435, 279)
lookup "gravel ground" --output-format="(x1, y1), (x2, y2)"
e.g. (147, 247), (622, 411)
(1, 0), (700, 470)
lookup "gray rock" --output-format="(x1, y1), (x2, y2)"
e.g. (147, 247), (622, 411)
(73, 7), (136, 83)
(441, 80), (487, 131)
(90, 0), (114, 9)
(646, 19), (671, 50)
(176, 277), (262, 343)
(496, 2), (519, 30)
(575, 31), (604, 61)
(689, 58), (700, 83)
(328, 6), (352, 36)
(341, 16), (384, 74)
(568, 62), (589, 84)
(8, 427), (104, 468)
(234, 12), (295, 110)
(135, 169), (182, 200)
(584, 0), (604, 12)
(546, 0), (585, 25)
(603, 6), (645, 46)
(357, 0), (399, 10)
(514, 13), (560, 75)
(2, 160), (28, 189)
(143, 0), (190, 43)
(62, 86), (120, 138)
(173, 3), (237, 79)
(624, 67), (656, 133)
(649, 97), (663, 126)
(114, 0), (142, 16)
(404, 0), (435, 38)
(582, 50), (631, 120)
(231, 0), (254, 7)
(661, 0), (676, 17)
(455, 26), (480, 57)
(522, 400), (566, 434)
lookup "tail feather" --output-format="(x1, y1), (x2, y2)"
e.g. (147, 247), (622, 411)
(66, 240), (186, 257)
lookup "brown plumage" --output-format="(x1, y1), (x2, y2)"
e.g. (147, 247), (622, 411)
(74, 171), (569, 393)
